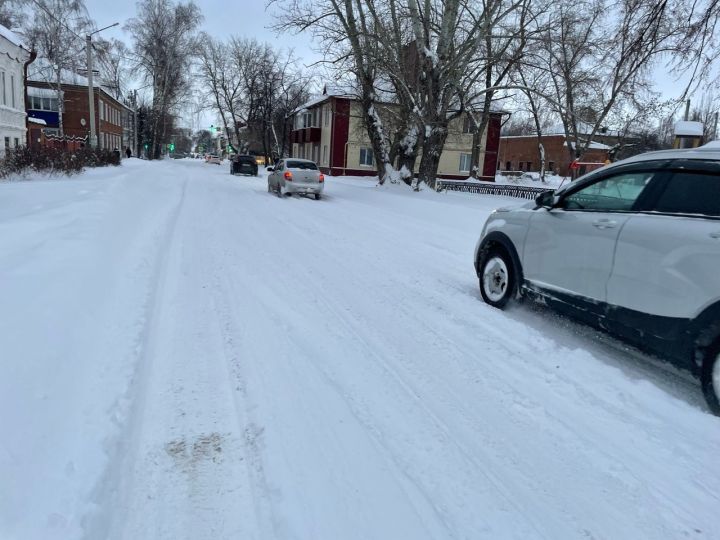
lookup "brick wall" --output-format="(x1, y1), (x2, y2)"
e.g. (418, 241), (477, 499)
(499, 135), (609, 176)
(27, 82), (126, 149)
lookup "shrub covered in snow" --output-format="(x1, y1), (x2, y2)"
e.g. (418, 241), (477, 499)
(0, 146), (120, 179)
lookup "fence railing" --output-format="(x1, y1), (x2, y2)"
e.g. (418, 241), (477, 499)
(436, 180), (552, 200)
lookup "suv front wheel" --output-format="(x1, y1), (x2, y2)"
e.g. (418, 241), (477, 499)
(478, 247), (516, 309)
(700, 337), (720, 415)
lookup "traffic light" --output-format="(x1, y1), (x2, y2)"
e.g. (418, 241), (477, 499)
(144, 143), (148, 150)
(169, 143), (175, 152)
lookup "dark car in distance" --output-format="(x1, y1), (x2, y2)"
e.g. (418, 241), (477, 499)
(231, 155), (259, 176)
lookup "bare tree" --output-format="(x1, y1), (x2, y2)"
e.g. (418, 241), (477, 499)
(94, 38), (129, 100)
(23, 0), (93, 137)
(271, 0), (397, 184)
(126, 0), (201, 159)
(0, 0), (28, 29)
(541, 0), (686, 167)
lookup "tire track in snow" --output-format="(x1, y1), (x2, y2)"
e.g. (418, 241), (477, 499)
(214, 176), (719, 539)
(81, 172), (191, 540)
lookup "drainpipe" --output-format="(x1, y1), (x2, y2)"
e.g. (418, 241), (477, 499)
(344, 141), (349, 175)
(23, 49), (38, 146)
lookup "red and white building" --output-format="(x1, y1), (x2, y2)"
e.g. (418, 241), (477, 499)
(288, 88), (505, 181)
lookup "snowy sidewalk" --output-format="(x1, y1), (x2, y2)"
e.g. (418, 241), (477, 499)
(1, 159), (718, 540)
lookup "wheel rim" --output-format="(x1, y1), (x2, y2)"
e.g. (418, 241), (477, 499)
(713, 353), (720, 399)
(482, 256), (509, 302)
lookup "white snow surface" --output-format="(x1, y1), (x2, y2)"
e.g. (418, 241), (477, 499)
(1, 159), (718, 540)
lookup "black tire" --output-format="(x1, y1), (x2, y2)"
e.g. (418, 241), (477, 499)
(700, 336), (720, 415)
(477, 246), (515, 309)
(315, 193), (322, 200)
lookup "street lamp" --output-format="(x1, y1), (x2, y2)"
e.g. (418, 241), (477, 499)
(86, 22), (119, 148)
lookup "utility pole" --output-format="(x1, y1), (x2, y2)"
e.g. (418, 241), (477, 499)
(86, 35), (96, 148)
(684, 99), (691, 121)
(133, 89), (138, 157)
(86, 23), (119, 149)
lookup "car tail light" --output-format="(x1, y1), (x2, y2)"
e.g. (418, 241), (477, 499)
(319, 173), (325, 183)
(284, 171), (293, 181)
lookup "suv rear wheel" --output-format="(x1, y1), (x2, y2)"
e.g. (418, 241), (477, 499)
(478, 247), (515, 309)
(700, 338), (720, 415)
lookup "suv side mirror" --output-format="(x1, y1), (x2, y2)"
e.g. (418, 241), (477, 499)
(266, 167), (274, 172)
(535, 190), (558, 208)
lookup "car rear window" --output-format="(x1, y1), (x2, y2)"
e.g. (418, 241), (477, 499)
(654, 172), (720, 217)
(286, 161), (318, 170)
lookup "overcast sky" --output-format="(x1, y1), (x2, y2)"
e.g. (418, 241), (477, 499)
(83, 0), (693, 130)
(84, 0), (324, 129)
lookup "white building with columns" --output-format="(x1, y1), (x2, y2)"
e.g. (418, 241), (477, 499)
(0, 24), (31, 156)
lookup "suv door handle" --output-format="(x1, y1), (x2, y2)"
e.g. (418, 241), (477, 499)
(710, 231), (720, 239)
(592, 219), (617, 229)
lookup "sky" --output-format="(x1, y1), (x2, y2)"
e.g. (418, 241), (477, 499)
(82, 0), (704, 131)
(83, 0), (322, 130)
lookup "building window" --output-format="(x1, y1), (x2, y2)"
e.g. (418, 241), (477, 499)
(462, 116), (474, 134)
(324, 105), (330, 127)
(4, 137), (9, 152)
(459, 153), (472, 172)
(547, 161), (555, 172)
(322, 145), (328, 166)
(1, 72), (5, 105)
(14, 137), (19, 147)
(30, 95), (57, 111)
(526, 161), (533, 170)
(505, 161), (511, 170)
(99, 100), (104, 121)
(359, 147), (374, 166)
(10, 75), (15, 108)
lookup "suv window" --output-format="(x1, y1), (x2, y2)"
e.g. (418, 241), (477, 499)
(654, 172), (720, 217)
(563, 171), (655, 211)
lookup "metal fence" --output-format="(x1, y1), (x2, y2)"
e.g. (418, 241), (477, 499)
(436, 180), (552, 200)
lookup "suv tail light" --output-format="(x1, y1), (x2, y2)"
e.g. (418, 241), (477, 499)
(284, 171), (293, 181)
(319, 173), (325, 183)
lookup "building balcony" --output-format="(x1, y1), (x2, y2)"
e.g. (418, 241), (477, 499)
(290, 127), (321, 144)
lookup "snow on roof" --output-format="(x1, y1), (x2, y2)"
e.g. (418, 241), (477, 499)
(28, 117), (47, 126)
(0, 23), (25, 49)
(674, 120), (704, 137)
(292, 94), (331, 114)
(586, 141), (611, 150)
(545, 122), (619, 138)
(28, 86), (59, 98)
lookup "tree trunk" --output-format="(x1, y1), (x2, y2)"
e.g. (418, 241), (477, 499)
(360, 89), (392, 184)
(56, 68), (64, 138)
(416, 126), (448, 189)
(471, 92), (494, 179)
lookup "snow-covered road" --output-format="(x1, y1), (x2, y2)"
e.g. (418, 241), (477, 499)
(2, 159), (718, 540)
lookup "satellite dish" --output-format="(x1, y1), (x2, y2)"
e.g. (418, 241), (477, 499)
(80, 118), (87, 127)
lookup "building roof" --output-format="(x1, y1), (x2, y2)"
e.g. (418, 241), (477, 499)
(674, 120), (704, 137)
(544, 122), (620, 138)
(0, 23), (25, 49)
(500, 133), (610, 150)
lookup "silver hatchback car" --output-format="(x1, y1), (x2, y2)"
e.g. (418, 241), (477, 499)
(268, 159), (325, 200)
(474, 145), (720, 414)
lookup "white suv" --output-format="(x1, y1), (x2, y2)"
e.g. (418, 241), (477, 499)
(474, 146), (720, 414)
